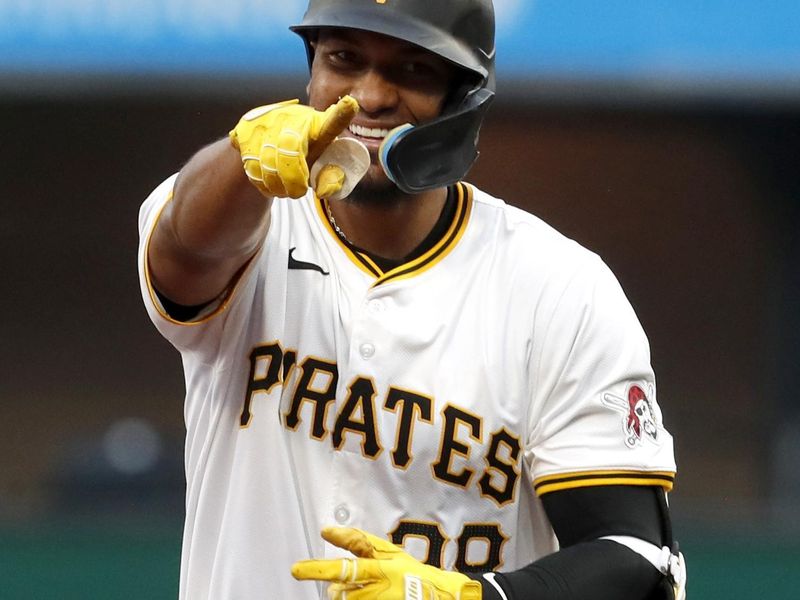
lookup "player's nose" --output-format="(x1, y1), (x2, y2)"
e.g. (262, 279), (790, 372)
(348, 69), (400, 116)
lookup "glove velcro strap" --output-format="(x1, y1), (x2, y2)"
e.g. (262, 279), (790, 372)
(403, 574), (482, 600)
(405, 575), (424, 600)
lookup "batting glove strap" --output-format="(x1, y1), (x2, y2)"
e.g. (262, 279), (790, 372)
(664, 544), (687, 600)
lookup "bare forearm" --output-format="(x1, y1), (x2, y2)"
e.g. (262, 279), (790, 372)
(170, 138), (271, 258)
(149, 137), (271, 305)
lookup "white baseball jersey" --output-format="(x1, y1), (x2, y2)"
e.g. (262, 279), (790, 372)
(138, 174), (676, 600)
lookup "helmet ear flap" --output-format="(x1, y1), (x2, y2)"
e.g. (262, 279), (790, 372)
(379, 88), (494, 194)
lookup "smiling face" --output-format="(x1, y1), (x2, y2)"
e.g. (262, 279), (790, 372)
(308, 28), (457, 198)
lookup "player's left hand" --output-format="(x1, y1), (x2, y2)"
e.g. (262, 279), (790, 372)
(292, 527), (482, 600)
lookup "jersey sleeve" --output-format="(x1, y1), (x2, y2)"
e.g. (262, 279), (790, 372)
(136, 174), (263, 357)
(526, 255), (676, 497)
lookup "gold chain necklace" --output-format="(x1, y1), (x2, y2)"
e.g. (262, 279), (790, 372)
(326, 202), (352, 244)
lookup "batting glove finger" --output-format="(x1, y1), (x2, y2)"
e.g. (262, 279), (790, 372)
(272, 114), (313, 199)
(322, 526), (403, 558)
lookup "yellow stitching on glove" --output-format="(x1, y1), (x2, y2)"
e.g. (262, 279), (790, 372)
(292, 527), (482, 600)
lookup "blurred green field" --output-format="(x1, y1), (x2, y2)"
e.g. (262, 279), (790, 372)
(1, 520), (798, 599)
(0, 518), (182, 599)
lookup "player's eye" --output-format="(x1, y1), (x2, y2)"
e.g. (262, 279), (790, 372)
(399, 60), (437, 78)
(328, 49), (361, 68)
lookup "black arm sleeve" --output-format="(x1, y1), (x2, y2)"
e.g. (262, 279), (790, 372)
(542, 485), (669, 548)
(469, 485), (673, 600)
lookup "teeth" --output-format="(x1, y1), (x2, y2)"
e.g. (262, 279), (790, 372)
(349, 124), (391, 139)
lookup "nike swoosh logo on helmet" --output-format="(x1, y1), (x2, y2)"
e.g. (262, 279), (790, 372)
(478, 47), (496, 60)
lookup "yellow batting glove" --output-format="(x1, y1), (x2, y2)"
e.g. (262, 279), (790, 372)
(292, 527), (482, 600)
(229, 96), (359, 199)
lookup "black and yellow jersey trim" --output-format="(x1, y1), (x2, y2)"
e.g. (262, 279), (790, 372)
(144, 190), (250, 326)
(533, 470), (676, 496)
(316, 182), (473, 286)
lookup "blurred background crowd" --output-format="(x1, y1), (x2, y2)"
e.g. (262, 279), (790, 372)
(1, 1), (798, 597)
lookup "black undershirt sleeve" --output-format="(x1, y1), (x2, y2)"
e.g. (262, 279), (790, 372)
(154, 287), (212, 322)
(469, 485), (672, 600)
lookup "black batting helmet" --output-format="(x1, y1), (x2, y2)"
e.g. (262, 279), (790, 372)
(291, 0), (496, 193)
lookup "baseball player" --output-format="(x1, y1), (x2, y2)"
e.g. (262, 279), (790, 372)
(138, 1), (686, 599)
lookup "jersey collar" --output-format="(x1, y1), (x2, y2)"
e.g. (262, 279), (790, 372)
(316, 182), (473, 286)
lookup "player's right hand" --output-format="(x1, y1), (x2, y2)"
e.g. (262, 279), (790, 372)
(229, 96), (359, 199)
